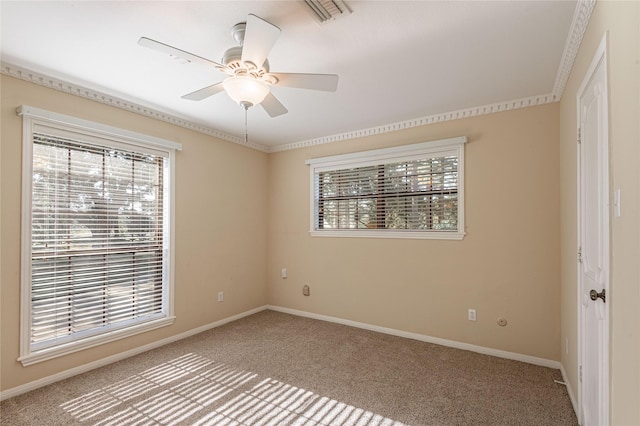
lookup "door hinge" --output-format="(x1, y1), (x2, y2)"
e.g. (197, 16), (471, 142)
(578, 246), (583, 263)
(579, 365), (582, 383)
(578, 127), (581, 144)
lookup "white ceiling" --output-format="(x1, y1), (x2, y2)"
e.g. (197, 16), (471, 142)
(1, 1), (579, 151)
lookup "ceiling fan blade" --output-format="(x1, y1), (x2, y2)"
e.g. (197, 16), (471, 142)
(181, 83), (224, 101)
(270, 73), (339, 92)
(261, 92), (288, 117)
(241, 14), (281, 68)
(138, 37), (227, 70)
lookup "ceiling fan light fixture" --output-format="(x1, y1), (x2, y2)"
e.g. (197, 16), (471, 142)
(222, 76), (269, 107)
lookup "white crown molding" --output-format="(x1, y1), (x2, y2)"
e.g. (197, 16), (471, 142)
(2, 0), (592, 155)
(0, 62), (269, 153)
(269, 93), (557, 153)
(552, 0), (596, 98)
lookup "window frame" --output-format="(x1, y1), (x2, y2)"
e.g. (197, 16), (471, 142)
(18, 105), (181, 366)
(306, 137), (467, 240)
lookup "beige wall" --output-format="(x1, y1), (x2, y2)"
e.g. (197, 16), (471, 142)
(5, 6), (638, 422)
(0, 75), (269, 391)
(267, 103), (561, 361)
(559, 1), (640, 424)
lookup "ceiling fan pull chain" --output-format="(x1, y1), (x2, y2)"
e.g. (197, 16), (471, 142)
(244, 104), (249, 144)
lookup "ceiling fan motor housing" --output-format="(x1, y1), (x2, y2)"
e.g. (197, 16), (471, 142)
(222, 39), (277, 85)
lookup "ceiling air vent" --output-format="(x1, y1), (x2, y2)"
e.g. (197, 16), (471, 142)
(304, 0), (351, 23)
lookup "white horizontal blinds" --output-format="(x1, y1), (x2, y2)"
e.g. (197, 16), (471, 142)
(316, 155), (458, 231)
(31, 122), (169, 158)
(31, 131), (166, 350)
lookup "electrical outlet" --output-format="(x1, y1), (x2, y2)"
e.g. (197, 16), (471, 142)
(217, 291), (224, 302)
(468, 309), (477, 321)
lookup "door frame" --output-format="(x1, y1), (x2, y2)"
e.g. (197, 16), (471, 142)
(576, 32), (610, 426)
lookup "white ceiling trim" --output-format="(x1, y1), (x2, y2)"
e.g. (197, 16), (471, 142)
(1, 0), (593, 154)
(0, 63), (268, 153)
(552, 0), (596, 97)
(271, 93), (557, 153)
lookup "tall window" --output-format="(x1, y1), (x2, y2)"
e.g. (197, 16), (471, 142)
(19, 106), (180, 365)
(307, 137), (466, 240)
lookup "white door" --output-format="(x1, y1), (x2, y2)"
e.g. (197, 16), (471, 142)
(577, 35), (609, 426)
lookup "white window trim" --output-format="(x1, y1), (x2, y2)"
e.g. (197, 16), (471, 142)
(306, 136), (467, 240)
(17, 105), (181, 366)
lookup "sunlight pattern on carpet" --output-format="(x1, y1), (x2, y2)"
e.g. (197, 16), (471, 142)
(60, 353), (406, 426)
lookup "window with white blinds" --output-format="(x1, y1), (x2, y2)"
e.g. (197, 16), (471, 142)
(18, 106), (180, 365)
(306, 137), (466, 240)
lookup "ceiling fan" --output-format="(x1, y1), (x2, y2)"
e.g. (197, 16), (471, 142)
(138, 14), (339, 118)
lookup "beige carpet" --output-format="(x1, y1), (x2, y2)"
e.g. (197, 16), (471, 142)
(1, 310), (577, 425)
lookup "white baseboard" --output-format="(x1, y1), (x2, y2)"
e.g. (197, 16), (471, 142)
(560, 363), (580, 422)
(0, 305), (268, 401)
(267, 305), (562, 369)
(2, 304), (564, 401)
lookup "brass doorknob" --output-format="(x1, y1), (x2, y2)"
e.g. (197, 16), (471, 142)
(590, 289), (606, 303)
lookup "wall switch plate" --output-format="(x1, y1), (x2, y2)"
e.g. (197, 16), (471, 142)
(468, 309), (477, 321)
(302, 285), (310, 296)
(217, 291), (224, 302)
(281, 268), (287, 279)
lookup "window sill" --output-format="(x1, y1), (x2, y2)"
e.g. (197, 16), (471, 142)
(310, 230), (465, 240)
(18, 316), (175, 366)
